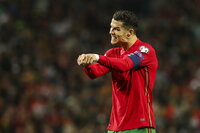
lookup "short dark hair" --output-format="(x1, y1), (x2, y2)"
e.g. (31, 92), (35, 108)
(113, 10), (138, 31)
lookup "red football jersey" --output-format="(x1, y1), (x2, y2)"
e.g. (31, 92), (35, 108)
(84, 39), (158, 131)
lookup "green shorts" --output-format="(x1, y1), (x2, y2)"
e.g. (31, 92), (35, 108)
(107, 128), (156, 133)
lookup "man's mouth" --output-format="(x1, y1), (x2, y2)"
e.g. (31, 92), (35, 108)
(111, 36), (117, 40)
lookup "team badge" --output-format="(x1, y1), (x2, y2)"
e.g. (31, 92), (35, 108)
(139, 46), (149, 53)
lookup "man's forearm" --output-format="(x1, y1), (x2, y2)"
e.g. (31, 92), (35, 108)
(97, 55), (134, 72)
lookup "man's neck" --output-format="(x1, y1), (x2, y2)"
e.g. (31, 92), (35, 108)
(122, 35), (138, 50)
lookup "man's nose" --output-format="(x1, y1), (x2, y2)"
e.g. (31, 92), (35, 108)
(109, 29), (114, 35)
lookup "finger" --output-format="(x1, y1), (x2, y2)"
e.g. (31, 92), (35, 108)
(86, 55), (93, 64)
(80, 54), (86, 63)
(79, 54), (84, 61)
(77, 56), (82, 65)
(89, 56), (94, 64)
(88, 55), (96, 64)
(77, 55), (82, 65)
(78, 54), (86, 65)
(84, 55), (90, 64)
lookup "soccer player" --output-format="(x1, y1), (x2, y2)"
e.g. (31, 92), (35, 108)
(77, 10), (158, 133)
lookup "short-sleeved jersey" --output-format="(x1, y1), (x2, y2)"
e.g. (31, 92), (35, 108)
(84, 39), (158, 131)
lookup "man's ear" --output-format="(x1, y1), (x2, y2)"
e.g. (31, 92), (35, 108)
(127, 29), (134, 37)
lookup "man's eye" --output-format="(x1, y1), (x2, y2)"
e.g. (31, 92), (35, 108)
(114, 28), (120, 31)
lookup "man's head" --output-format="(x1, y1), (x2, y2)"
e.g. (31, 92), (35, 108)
(109, 10), (138, 45)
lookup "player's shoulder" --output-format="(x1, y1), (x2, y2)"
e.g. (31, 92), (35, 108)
(105, 47), (121, 57)
(137, 40), (156, 54)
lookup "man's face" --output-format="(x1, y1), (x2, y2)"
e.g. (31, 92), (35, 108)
(109, 19), (129, 45)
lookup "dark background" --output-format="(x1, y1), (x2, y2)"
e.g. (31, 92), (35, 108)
(0, 0), (200, 133)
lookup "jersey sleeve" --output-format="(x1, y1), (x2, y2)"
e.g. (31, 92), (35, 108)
(98, 55), (134, 72)
(127, 45), (157, 69)
(84, 64), (110, 79)
(83, 49), (114, 79)
(97, 45), (157, 71)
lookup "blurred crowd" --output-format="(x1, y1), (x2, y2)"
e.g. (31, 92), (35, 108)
(0, 0), (200, 133)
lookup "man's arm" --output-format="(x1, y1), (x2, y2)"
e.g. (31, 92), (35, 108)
(97, 55), (135, 72)
(77, 54), (135, 72)
(84, 64), (110, 79)
(77, 54), (110, 79)
(78, 45), (157, 72)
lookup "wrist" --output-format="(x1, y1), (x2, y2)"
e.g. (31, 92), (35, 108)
(94, 54), (99, 63)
